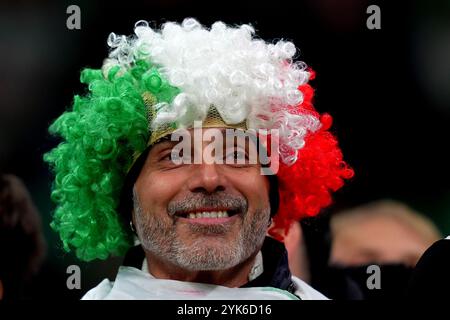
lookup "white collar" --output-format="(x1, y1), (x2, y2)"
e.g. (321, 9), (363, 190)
(141, 251), (264, 282)
(100, 265), (300, 299)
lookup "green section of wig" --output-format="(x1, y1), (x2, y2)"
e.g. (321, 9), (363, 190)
(44, 60), (180, 261)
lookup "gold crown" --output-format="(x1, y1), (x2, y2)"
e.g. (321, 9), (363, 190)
(142, 91), (247, 146)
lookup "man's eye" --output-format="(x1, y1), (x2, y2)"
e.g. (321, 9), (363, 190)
(225, 150), (248, 161)
(161, 149), (185, 163)
(160, 152), (173, 161)
(161, 152), (175, 161)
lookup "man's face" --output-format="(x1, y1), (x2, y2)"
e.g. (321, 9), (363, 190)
(133, 128), (271, 271)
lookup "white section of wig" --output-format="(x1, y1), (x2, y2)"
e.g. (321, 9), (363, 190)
(103, 18), (321, 165)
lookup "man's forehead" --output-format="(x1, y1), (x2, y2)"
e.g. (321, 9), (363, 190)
(152, 127), (258, 147)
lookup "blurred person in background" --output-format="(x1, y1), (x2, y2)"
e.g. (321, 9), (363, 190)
(326, 199), (441, 299)
(284, 200), (441, 299)
(329, 200), (441, 268)
(0, 173), (46, 300)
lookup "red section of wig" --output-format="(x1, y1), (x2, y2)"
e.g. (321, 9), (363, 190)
(269, 72), (354, 241)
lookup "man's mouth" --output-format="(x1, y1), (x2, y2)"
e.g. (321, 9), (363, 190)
(174, 209), (240, 220)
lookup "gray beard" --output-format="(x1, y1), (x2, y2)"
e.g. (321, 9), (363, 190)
(132, 187), (270, 271)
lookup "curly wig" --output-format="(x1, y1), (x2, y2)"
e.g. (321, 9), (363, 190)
(45, 19), (353, 261)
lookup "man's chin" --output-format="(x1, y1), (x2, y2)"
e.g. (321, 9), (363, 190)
(181, 236), (235, 249)
(173, 238), (243, 265)
(175, 248), (243, 271)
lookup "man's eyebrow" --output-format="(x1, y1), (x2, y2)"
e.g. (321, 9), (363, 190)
(224, 130), (258, 147)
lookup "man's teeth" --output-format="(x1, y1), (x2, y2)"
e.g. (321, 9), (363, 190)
(187, 211), (229, 219)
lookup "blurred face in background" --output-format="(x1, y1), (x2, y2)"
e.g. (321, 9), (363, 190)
(329, 201), (441, 267)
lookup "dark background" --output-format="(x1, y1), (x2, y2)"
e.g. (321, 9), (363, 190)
(0, 0), (449, 299)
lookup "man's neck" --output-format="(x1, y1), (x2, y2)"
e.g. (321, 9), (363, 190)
(143, 251), (259, 288)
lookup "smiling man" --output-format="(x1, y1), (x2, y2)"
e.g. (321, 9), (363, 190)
(45, 18), (353, 300)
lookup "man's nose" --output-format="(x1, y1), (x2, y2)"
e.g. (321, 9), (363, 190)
(187, 162), (226, 194)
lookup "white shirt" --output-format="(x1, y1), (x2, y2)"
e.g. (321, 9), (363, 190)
(82, 254), (327, 300)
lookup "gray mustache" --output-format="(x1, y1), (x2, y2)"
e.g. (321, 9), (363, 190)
(167, 193), (248, 216)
